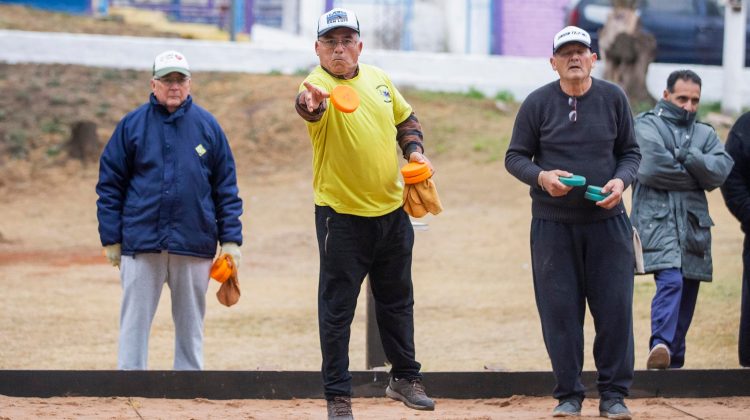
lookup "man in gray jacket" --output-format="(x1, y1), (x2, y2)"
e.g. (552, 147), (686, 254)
(631, 69), (733, 370)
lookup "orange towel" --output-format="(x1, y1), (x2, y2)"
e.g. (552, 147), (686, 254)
(403, 177), (443, 218)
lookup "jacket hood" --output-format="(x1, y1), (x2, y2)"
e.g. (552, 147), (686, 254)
(654, 98), (697, 127)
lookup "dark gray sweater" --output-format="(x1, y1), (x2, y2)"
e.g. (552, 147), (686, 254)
(505, 78), (641, 223)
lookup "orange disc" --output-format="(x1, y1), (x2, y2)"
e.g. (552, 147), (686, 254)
(210, 254), (233, 283)
(401, 162), (430, 178)
(330, 85), (360, 113)
(403, 169), (433, 184)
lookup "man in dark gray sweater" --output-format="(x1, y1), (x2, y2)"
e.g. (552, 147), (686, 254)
(505, 26), (641, 419)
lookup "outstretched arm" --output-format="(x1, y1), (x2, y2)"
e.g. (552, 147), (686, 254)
(295, 82), (330, 122)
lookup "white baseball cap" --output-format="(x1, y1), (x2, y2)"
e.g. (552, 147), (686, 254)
(153, 50), (191, 78)
(317, 8), (360, 37)
(552, 26), (592, 53)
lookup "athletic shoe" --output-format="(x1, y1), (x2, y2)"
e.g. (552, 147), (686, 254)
(327, 396), (354, 420)
(552, 399), (581, 417)
(599, 398), (632, 419)
(385, 377), (435, 410)
(647, 343), (671, 370)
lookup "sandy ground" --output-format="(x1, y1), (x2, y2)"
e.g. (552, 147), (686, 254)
(2, 395), (750, 419)
(1, 158), (748, 419)
(0, 157), (744, 372)
(1, 4), (748, 419)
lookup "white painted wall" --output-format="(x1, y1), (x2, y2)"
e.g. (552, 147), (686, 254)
(298, 0), (326, 39)
(722, 0), (747, 114)
(1, 29), (749, 107)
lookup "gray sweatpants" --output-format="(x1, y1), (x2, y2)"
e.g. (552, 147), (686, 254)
(118, 252), (212, 370)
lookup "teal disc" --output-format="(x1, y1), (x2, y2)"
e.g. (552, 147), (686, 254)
(558, 174), (586, 187)
(586, 185), (608, 195)
(585, 191), (610, 202)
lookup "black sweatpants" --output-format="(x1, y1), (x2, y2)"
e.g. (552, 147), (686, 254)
(315, 205), (422, 399)
(530, 213), (634, 402)
(741, 234), (750, 366)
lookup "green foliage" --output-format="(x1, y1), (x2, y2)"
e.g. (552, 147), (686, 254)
(697, 101), (721, 121)
(472, 134), (506, 162)
(494, 90), (515, 102)
(49, 95), (67, 106)
(267, 69), (283, 76)
(631, 100), (654, 115)
(14, 90), (31, 102)
(7, 129), (28, 159)
(46, 144), (62, 157)
(101, 69), (121, 80)
(40, 117), (65, 134)
(465, 87), (485, 99)
(96, 101), (111, 118)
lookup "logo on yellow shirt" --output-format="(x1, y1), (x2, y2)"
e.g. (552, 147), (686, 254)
(376, 85), (392, 103)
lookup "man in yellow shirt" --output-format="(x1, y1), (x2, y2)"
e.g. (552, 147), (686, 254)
(295, 8), (434, 420)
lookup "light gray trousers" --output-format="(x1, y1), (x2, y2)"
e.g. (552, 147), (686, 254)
(118, 252), (212, 370)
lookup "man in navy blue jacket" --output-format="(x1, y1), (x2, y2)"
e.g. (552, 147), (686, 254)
(96, 50), (243, 370)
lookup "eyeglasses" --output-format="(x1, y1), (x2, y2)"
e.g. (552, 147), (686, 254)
(318, 38), (357, 50)
(568, 97), (577, 123)
(155, 77), (190, 87)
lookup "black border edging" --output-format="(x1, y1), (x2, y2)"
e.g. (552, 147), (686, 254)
(0, 370), (747, 399)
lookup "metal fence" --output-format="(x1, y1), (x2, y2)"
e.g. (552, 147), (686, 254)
(108, 0), (285, 33)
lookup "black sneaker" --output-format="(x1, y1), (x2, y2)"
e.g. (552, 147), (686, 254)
(327, 396), (354, 420)
(552, 399), (581, 417)
(385, 377), (435, 411)
(599, 398), (631, 420)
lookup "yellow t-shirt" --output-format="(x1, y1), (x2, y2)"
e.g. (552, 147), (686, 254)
(300, 64), (413, 217)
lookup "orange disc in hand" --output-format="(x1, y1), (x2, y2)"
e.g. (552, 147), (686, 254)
(401, 162), (430, 178)
(403, 170), (433, 184)
(330, 85), (360, 113)
(402, 162), (433, 184)
(210, 254), (234, 283)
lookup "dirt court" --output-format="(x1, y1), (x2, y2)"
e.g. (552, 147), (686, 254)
(1, 147), (748, 419)
(2, 395), (750, 419)
(1, 4), (749, 419)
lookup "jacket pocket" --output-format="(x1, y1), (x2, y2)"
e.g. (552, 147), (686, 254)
(685, 209), (713, 257)
(638, 202), (671, 252)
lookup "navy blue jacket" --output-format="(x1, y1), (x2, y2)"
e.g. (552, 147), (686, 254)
(96, 94), (243, 259)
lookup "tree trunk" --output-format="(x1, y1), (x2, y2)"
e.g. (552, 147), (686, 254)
(67, 120), (99, 164)
(598, 3), (656, 109)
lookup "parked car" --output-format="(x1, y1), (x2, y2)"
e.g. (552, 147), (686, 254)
(566, 0), (750, 66)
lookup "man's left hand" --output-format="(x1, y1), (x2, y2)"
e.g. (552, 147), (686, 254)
(408, 151), (434, 172)
(597, 178), (625, 209)
(220, 242), (242, 269)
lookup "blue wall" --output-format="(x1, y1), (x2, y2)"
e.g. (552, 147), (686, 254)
(0, 0), (91, 14)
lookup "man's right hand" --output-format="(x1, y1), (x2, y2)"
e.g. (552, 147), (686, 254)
(103, 243), (121, 268)
(301, 82), (330, 112)
(538, 169), (574, 197)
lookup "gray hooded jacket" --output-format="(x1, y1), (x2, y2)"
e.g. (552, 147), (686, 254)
(631, 99), (733, 281)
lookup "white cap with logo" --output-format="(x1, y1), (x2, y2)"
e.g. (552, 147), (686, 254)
(552, 26), (592, 53)
(317, 8), (360, 37)
(153, 50), (191, 78)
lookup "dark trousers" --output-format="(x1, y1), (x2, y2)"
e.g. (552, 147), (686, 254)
(315, 205), (421, 399)
(650, 268), (700, 368)
(530, 214), (634, 402)
(741, 235), (750, 366)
